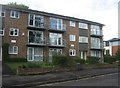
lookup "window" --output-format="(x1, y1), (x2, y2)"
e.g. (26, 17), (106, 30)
(91, 25), (102, 35)
(50, 17), (65, 30)
(79, 22), (88, 29)
(9, 46), (18, 54)
(91, 37), (101, 49)
(0, 10), (5, 17)
(105, 41), (109, 46)
(10, 10), (20, 18)
(91, 50), (101, 57)
(0, 29), (4, 36)
(27, 47), (43, 61)
(9, 28), (19, 36)
(69, 49), (76, 56)
(49, 33), (63, 46)
(28, 14), (44, 28)
(106, 50), (110, 55)
(69, 35), (76, 41)
(79, 36), (88, 43)
(70, 20), (75, 27)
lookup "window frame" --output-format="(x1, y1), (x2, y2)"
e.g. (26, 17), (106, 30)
(79, 36), (88, 43)
(79, 22), (88, 29)
(0, 29), (4, 36)
(0, 10), (5, 17)
(9, 46), (18, 54)
(70, 20), (75, 27)
(10, 10), (20, 19)
(69, 35), (76, 41)
(69, 49), (76, 56)
(9, 28), (19, 36)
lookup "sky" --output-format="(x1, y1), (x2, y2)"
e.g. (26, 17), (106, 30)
(0, 0), (119, 40)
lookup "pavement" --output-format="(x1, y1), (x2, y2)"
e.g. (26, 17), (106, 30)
(2, 67), (118, 87)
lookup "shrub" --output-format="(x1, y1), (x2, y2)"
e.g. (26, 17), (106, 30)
(52, 55), (68, 67)
(26, 62), (42, 68)
(86, 56), (100, 64)
(2, 43), (9, 61)
(74, 57), (85, 64)
(6, 58), (27, 62)
(104, 55), (116, 64)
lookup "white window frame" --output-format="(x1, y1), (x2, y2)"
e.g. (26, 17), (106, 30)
(79, 36), (88, 43)
(9, 28), (19, 36)
(69, 49), (76, 56)
(69, 35), (76, 41)
(79, 22), (88, 29)
(10, 10), (20, 19)
(9, 46), (18, 54)
(0, 10), (5, 17)
(0, 29), (4, 36)
(28, 14), (44, 28)
(70, 20), (75, 27)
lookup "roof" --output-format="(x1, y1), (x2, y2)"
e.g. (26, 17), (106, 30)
(1, 4), (104, 26)
(104, 38), (120, 42)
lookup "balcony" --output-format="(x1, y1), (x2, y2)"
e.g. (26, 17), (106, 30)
(27, 23), (47, 31)
(27, 36), (46, 47)
(48, 39), (66, 48)
(49, 23), (66, 33)
(90, 30), (103, 37)
(91, 43), (103, 50)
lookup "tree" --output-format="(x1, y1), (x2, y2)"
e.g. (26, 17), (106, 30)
(7, 2), (29, 9)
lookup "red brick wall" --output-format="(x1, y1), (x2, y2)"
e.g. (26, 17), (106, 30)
(112, 46), (120, 56)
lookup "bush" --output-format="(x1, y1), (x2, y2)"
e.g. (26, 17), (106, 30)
(26, 62), (42, 68)
(52, 55), (68, 67)
(74, 57), (85, 64)
(104, 55), (116, 64)
(6, 58), (27, 62)
(2, 43), (9, 61)
(86, 56), (100, 64)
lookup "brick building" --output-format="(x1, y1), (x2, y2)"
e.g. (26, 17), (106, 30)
(0, 5), (104, 62)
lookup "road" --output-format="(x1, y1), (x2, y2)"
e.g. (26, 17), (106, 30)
(0, 61), (2, 87)
(39, 73), (118, 86)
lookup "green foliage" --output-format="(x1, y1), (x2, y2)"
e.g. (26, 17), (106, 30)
(6, 58), (27, 62)
(25, 62), (42, 68)
(115, 48), (120, 61)
(86, 56), (100, 64)
(2, 43), (9, 61)
(104, 55), (116, 64)
(7, 2), (29, 9)
(52, 55), (68, 67)
(74, 57), (85, 64)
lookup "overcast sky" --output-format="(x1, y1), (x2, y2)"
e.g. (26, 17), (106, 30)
(0, 0), (119, 40)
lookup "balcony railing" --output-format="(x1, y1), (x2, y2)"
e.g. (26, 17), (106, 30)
(27, 36), (46, 46)
(91, 43), (103, 49)
(91, 30), (103, 36)
(49, 23), (66, 32)
(49, 39), (66, 47)
(28, 23), (47, 30)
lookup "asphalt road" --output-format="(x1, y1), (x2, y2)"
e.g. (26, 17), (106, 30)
(39, 73), (118, 86)
(0, 61), (2, 87)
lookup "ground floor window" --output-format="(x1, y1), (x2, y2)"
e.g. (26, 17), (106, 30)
(69, 49), (76, 56)
(9, 46), (18, 54)
(27, 47), (43, 61)
(90, 50), (101, 57)
(49, 48), (62, 62)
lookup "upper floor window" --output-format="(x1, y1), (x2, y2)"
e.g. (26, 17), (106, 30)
(91, 37), (101, 49)
(9, 46), (18, 54)
(50, 17), (65, 30)
(28, 14), (44, 28)
(79, 36), (88, 43)
(9, 28), (19, 36)
(69, 49), (76, 56)
(79, 22), (88, 29)
(69, 35), (76, 41)
(91, 25), (102, 35)
(0, 29), (4, 36)
(70, 20), (75, 27)
(0, 10), (5, 17)
(10, 10), (20, 18)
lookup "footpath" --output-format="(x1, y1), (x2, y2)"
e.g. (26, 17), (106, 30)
(2, 67), (118, 87)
